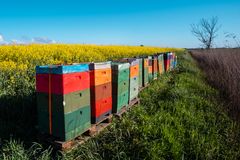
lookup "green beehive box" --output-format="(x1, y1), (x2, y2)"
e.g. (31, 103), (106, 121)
(158, 54), (165, 74)
(112, 80), (129, 95)
(138, 58), (143, 88)
(148, 73), (153, 81)
(148, 56), (153, 81)
(143, 67), (149, 86)
(153, 72), (158, 79)
(37, 89), (91, 141)
(129, 76), (139, 101)
(113, 91), (129, 113)
(140, 57), (149, 86)
(112, 62), (130, 113)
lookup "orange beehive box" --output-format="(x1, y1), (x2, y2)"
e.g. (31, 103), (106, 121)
(153, 58), (158, 73)
(130, 65), (139, 78)
(144, 58), (148, 68)
(90, 68), (111, 86)
(148, 59), (153, 74)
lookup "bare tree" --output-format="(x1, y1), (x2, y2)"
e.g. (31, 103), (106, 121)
(191, 16), (221, 49)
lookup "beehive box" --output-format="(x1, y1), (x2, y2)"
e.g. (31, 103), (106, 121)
(157, 54), (165, 74)
(171, 52), (176, 70)
(143, 57), (149, 86)
(36, 64), (91, 141)
(148, 56), (153, 81)
(111, 62), (130, 113)
(118, 58), (139, 101)
(138, 58), (143, 88)
(164, 52), (170, 72)
(169, 52), (173, 71)
(89, 62), (112, 124)
(152, 55), (158, 80)
(129, 76), (139, 101)
(174, 54), (177, 68)
(168, 53), (172, 71)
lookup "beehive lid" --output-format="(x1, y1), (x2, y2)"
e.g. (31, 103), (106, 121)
(111, 62), (130, 70)
(36, 63), (89, 74)
(152, 55), (158, 59)
(89, 61), (111, 70)
(118, 58), (139, 66)
(137, 58), (143, 62)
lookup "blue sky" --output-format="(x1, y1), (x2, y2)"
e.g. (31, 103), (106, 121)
(0, 0), (239, 48)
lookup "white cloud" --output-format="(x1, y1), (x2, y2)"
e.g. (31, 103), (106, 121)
(0, 34), (57, 45)
(0, 34), (4, 42)
(10, 39), (26, 45)
(32, 37), (57, 44)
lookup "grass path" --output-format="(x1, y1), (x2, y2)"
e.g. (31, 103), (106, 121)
(1, 51), (240, 159)
(64, 51), (240, 159)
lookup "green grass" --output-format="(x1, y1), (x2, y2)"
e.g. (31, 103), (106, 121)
(1, 50), (240, 159)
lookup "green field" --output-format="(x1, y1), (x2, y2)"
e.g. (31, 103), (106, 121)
(1, 50), (240, 159)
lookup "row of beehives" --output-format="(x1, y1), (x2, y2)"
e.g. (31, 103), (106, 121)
(35, 52), (177, 142)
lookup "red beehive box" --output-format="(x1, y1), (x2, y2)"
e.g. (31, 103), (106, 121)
(36, 72), (90, 95)
(164, 53), (170, 72)
(91, 97), (112, 121)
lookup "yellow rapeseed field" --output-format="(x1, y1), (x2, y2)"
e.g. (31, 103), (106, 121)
(0, 44), (182, 97)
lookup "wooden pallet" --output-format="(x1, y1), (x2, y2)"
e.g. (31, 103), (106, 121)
(128, 97), (140, 109)
(88, 114), (113, 137)
(38, 114), (113, 151)
(113, 105), (128, 118)
(139, 83), (149, 92)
